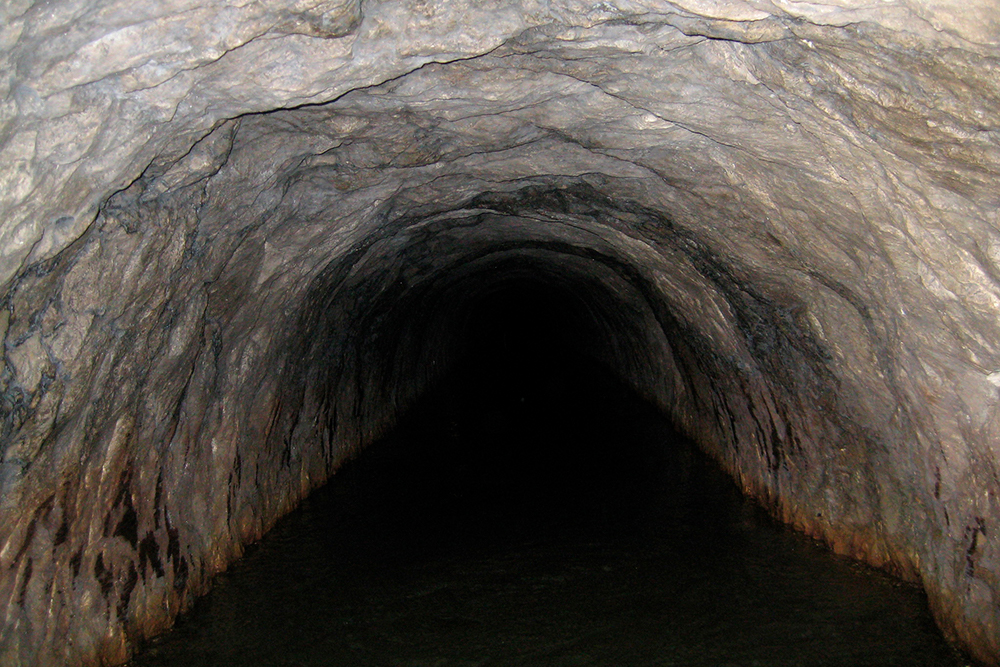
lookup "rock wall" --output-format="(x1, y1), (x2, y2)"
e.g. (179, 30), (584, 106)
(1, 1), (999, 664)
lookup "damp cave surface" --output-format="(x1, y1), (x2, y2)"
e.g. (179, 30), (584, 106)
(127, 348), (969, 667)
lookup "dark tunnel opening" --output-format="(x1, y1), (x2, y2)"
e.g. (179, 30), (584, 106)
(452, 274), (616, 426)
(458, 276), (602, 396)
(290, 221), (685, 477)
(302, 246), (676, 528)
(416, 275), (661, 528)
(126, 260), (971, 667)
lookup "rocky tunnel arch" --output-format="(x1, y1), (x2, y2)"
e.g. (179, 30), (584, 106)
(1, 2), (999, 665)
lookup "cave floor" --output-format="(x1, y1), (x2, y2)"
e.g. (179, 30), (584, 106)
(128, 357), (969, 667)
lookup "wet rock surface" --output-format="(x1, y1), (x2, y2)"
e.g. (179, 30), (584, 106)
(1, 1), (999, 665)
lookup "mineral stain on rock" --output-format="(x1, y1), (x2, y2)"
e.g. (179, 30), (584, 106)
(1, 1), (999, 666)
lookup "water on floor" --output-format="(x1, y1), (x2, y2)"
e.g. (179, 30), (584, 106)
(129, 354), (970, 667)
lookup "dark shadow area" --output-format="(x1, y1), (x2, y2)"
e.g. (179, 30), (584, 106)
(129, 346), (969, 667)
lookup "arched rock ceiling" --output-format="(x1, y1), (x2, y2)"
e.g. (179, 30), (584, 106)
(1, 1), (1000, 665)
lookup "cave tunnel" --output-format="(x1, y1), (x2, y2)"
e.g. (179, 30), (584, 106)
(1, 1), (1000, 665)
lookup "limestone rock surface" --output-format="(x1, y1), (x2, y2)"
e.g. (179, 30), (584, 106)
(1, 1), (1000, 665)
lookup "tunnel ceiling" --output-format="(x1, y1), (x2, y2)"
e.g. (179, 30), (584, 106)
(2, 1), (1000, 665)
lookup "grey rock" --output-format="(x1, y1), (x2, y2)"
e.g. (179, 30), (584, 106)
(0, 1), (999, 665)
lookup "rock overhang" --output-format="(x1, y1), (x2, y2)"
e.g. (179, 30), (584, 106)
(1, 1), (999, 664)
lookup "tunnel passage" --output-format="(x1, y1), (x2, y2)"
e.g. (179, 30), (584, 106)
(2, 2), (1000, 666)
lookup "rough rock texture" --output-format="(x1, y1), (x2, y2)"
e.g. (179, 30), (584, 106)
(1, 1), (999, 665)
